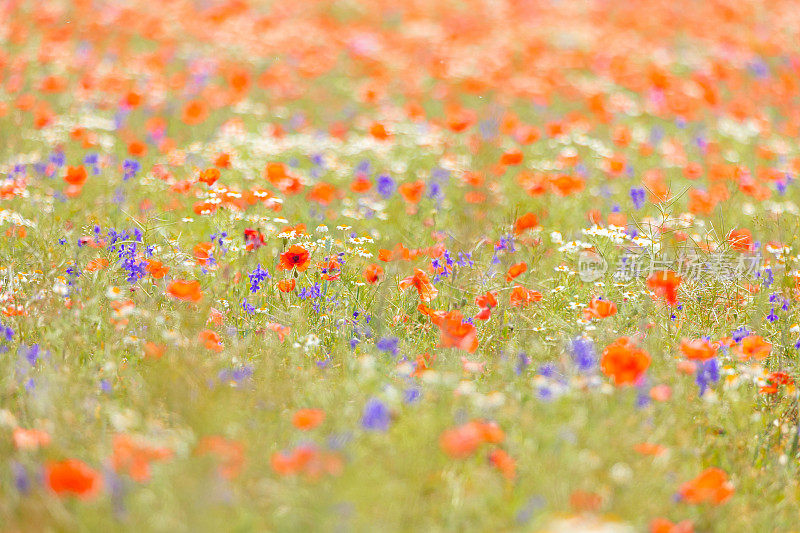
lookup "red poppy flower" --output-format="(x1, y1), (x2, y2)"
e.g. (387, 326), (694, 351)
(277, 279), (296, 292)
(244, 228), (267, 251)
(278, 245), (310, 272)
(550, 174), (585, 196)
(513, 212), (539, 234)
(199, 168), (220, 186)
(488, 449), (516, 480)
(737, 335), (771, 360)
(475, 291), (498, 310)
(583, 298), (617, 319)
(678, 467), (734, 505)
(64, 166), (87, 186)
(509, 285), (542, 307)
(601, 337), (651, 386)
(440, 420), (503, 459)
(646, 270), (681, 306)
(182, 99), (208, 125)
(506, 262), (527, 282)
(398, 180), (425, 204)
(292, 409), (325, 430)
(198, 329), (222, 352)
(363, 263), (384, 284)
(166, 279), (203, 302)
(146, 260), (169, 279)
(196, 436), (245, 480)
(13, 428), (51, 450)
(500, 148), (523, 166)
(399, 269), (438, 302)
(680, 338), (718, 361)
(432, 310), (478, 353)
(45, 459), (103, 499)
(111, 434), (173, 483)
(727, 228), (753, 251)
(307, 182), (339, 205)
(650, 517), (694, 533)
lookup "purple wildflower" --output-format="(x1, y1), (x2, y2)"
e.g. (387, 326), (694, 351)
(376, 174), (395, 198)
(248, 264), (271, 293)
(571, 337), (596, 372)
(696, 358), (720, 396)
(376, 337), (399, 356)
(361, 398), (390, 431)
(630, 187), (646, 209)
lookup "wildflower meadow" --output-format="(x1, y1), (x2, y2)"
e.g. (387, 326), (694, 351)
(2, 0), (800, 531)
